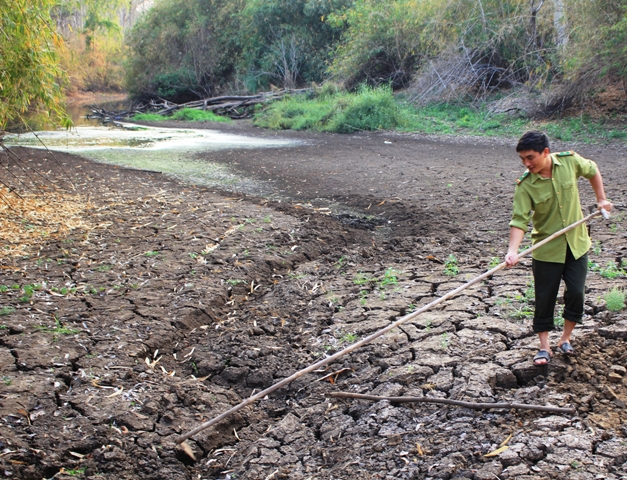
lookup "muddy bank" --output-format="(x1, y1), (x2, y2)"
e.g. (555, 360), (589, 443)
(0, 138), (626, 480)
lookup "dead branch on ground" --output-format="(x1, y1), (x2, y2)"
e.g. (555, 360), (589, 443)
(326, 392), (576, 414)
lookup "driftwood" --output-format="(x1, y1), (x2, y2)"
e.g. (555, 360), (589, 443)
(174, 211), (605, 444)
(326, 392), (576, 414)
(88, 88), (312, 122)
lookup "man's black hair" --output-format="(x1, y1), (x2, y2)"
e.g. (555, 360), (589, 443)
(516, 130), (550, 153)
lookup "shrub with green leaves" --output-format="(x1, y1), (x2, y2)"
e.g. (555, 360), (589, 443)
(254, 85), (409, 132)
(605, 287), (626, 312)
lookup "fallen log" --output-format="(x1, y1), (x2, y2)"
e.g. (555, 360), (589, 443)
(89, 88), (312, 121)
(326, 392), (576, 414)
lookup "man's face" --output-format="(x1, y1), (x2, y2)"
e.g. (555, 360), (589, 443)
(518, 147), (551, 174)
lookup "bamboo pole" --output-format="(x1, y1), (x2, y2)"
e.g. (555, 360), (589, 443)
(175, 210), (604, 443)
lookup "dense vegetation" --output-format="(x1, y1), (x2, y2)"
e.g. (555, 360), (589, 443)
(124, 0), (627, 111)
(2, 0), (627, 130)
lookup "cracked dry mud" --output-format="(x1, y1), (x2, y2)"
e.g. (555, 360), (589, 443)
(0, 134), (626, 480)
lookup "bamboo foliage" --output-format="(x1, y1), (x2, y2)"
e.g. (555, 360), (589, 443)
(0, 0), (70, 130)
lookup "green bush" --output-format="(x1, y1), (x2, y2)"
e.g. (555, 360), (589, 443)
(254, 85), (408, 132)
(605, 287), (626, 312)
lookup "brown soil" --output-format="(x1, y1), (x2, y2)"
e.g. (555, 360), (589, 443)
(1, 127), (626, 480)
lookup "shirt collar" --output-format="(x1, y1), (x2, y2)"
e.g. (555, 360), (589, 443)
(530, 155), (561, 183)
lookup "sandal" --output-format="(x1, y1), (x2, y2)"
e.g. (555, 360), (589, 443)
(557, 341), (575, 355)
(533, 350), (551, 366)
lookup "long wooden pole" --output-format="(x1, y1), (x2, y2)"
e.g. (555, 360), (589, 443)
(175, 210), (603, 443)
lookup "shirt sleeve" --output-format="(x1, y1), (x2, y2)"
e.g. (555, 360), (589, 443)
(509, 185), (532, 231)
(573, 153), (598, 179)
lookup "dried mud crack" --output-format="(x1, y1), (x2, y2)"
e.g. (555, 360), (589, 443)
(0, 144), (626, 480)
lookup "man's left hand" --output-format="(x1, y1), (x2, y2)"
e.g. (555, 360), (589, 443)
(597, 199), (613, 212)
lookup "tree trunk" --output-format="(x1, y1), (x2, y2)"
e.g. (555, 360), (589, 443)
(553, 0), (568, 48)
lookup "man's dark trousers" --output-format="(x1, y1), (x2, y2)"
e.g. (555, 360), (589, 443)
(532, 246), (588, 333)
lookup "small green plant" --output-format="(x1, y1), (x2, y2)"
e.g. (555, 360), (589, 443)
(407, 303), (417, 312)
(34, 318), (80, 335)
(359, 290), (368, 306)
(489, 257), (500, 268)
(0, 306), (15, 316)
(605, 287), (626, 312)
(263, 215), (272, 223)
(144, 251), (159, 257)
(379, 268), (399, 287)
(495, 295), (512, 306)
(509, 305), (534, 320)
(353, 272), (372, 285)
(96, 264), (113, 272)
(335, 256), (346, 269)
(19, 284), (40, 303)
(443, 255), (459, 276)
(594, 261), (626, 279)
(340, 332), (358, 343)
(524, 279), (535, 302)
(226, 279), (244, 286)
(440, 332), (449, 349)
(425, 319), (433, 332)
(326, 291), (339, 304)
(63, 467), (86, 476)
(592, 241), (602, 255)
(554, 306), (565, 327)
(379, 291), (386, 300)
(188, 252), (198, 259)
(3, 376), (11, 386)
(0, 285), (7, 293)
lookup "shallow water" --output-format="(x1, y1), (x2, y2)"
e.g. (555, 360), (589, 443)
(5, 123), (300, 194)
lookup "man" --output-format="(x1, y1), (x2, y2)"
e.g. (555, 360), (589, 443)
(505, 131), (612, 365)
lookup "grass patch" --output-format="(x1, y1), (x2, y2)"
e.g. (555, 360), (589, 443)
(34, 319), (80, 335)
(132, 108), (231, 123)
(605, 287), (626, 312)
(0, 306), (15, 316)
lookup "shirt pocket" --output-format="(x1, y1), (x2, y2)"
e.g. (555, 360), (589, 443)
(561, 180), (574, 192)
(533, 191), (554, 215)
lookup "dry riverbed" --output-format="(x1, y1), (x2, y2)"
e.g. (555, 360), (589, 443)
(0, 131), (626, 479)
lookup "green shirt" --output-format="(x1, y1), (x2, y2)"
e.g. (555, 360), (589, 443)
(509, 151), (598, 263)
